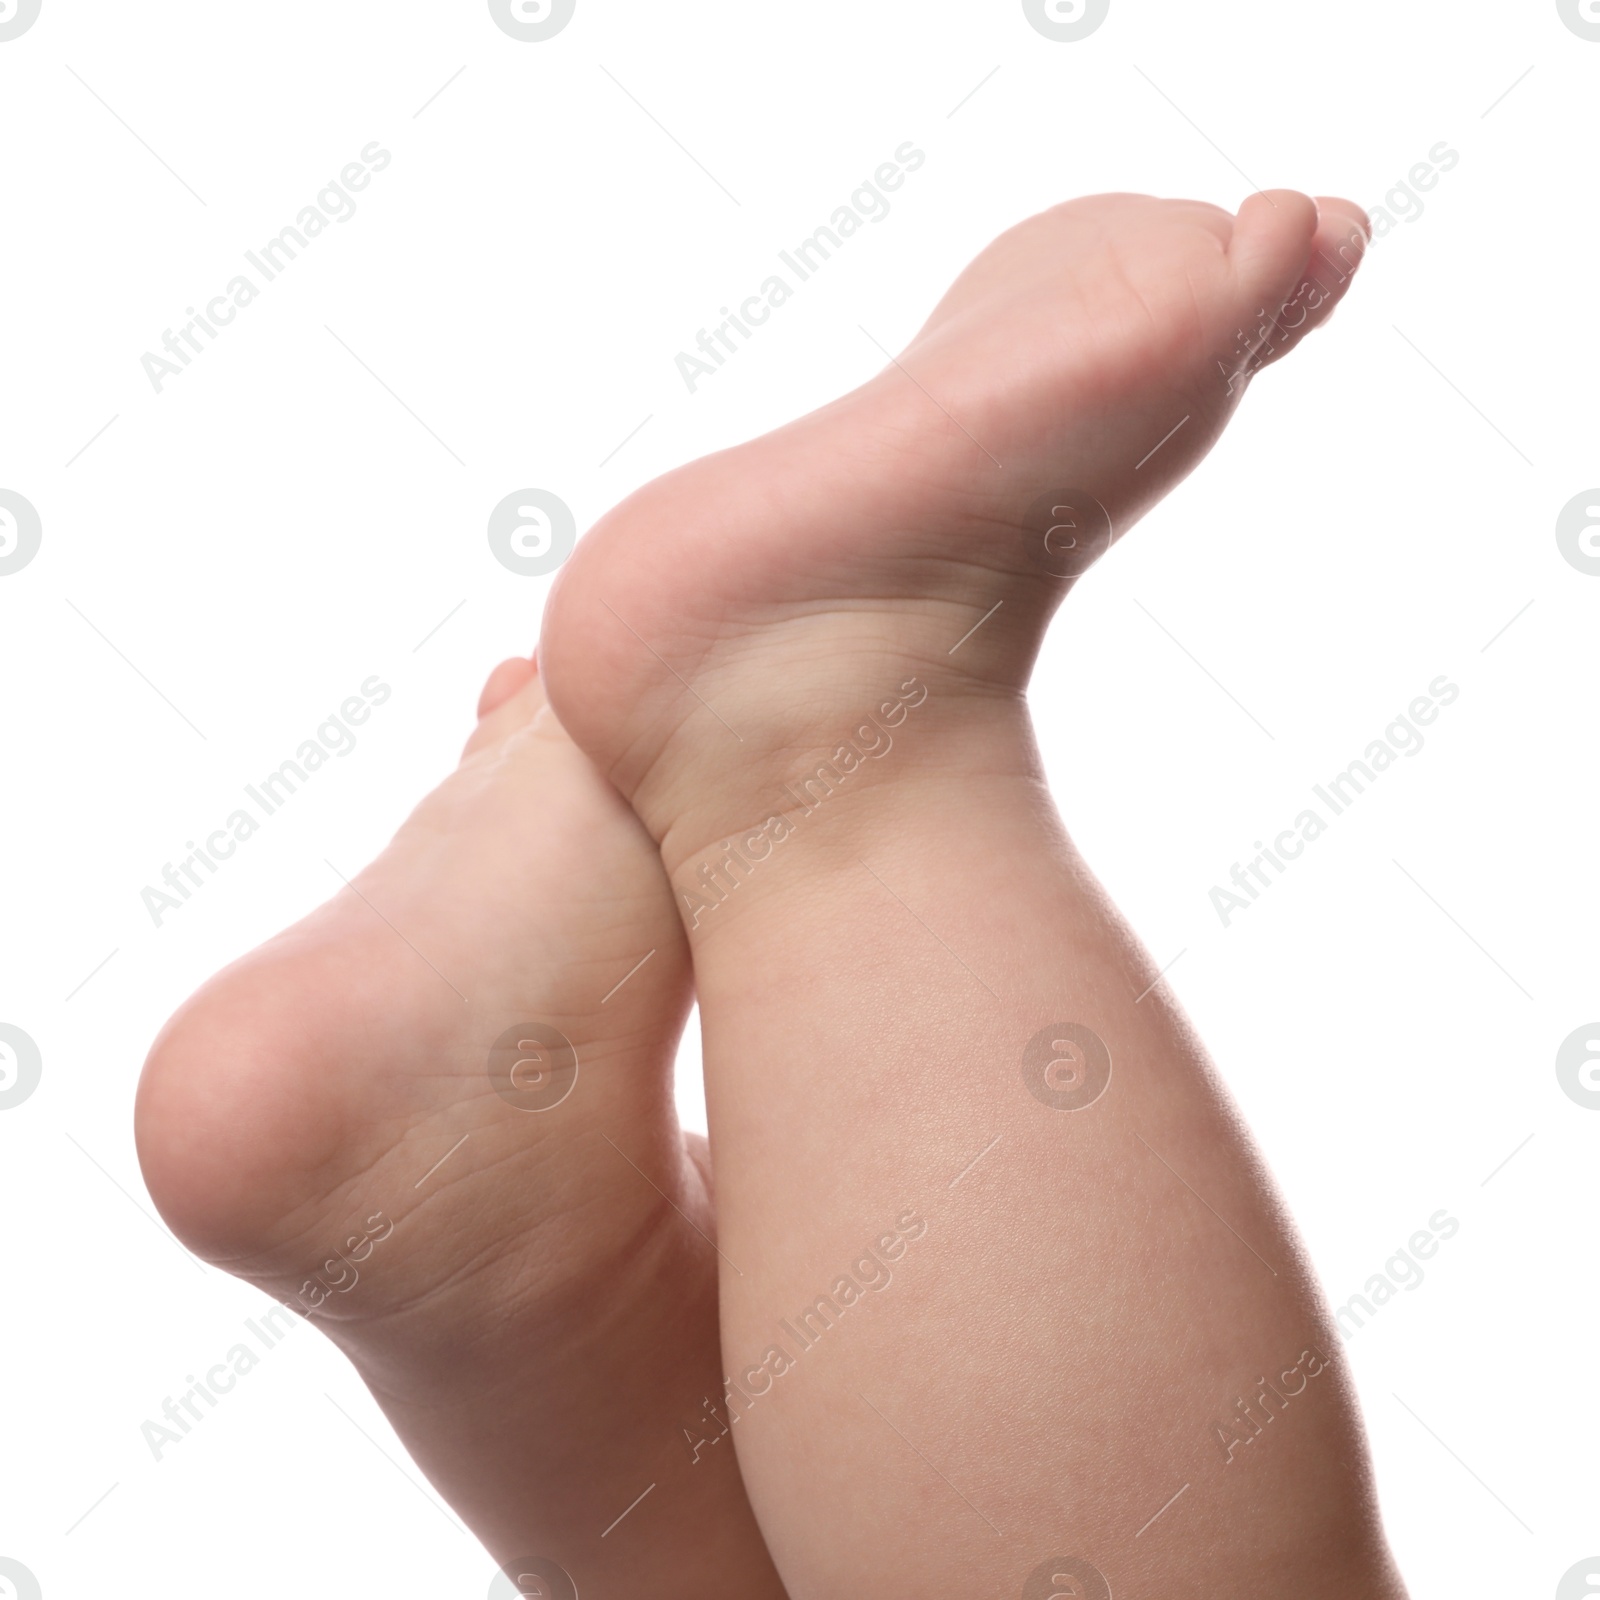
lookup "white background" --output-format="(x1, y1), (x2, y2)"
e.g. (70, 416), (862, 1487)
(1, 1), (1594, 1595)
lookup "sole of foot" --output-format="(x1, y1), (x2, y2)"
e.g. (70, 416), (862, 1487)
(135, 658), (786, 1595)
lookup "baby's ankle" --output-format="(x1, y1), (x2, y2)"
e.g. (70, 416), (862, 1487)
(655, 693), (1039, 931)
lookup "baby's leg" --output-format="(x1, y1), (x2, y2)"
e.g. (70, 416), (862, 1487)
(683, 752), (1400, 1596)
(136, 660), (786, 1596)
(542, 192), (1404, 1595)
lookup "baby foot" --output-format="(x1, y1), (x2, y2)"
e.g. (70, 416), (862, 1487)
(541, 190), (1367, 863)
(134, 659), (786, 1596)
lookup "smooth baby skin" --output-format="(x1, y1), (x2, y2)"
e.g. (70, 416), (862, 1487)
(542, 192), (1407, 1596)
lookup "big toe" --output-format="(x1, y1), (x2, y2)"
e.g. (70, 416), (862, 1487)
(1225, 192), (1370, 386)
(477, 653), (538, 717)
(1251, 196), (1371, 376)
(1229, 189), (1321, 309)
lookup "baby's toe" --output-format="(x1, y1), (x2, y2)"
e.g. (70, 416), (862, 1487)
(464, 655), (547, 758)
(1228, 189), (1321, 310)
